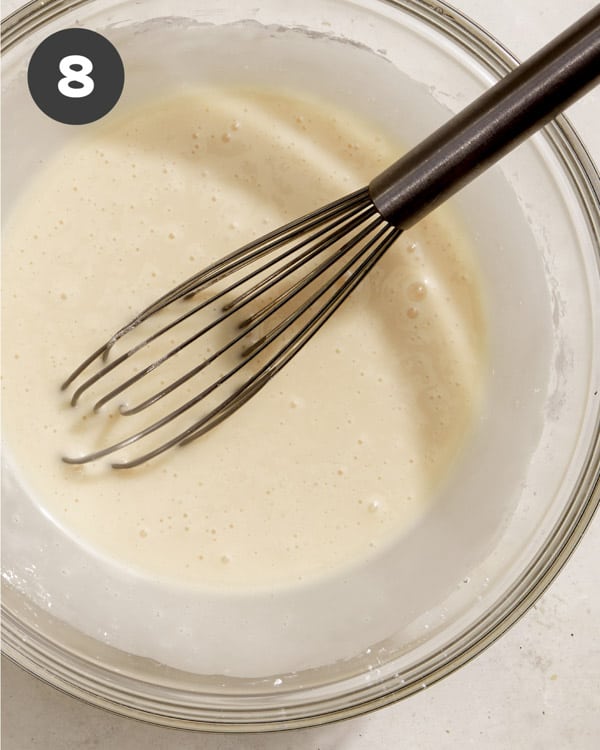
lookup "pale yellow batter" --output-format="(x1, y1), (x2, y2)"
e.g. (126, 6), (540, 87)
(2, 86), (486, 588)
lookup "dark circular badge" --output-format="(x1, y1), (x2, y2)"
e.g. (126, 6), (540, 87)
(27, 28), (124, 125)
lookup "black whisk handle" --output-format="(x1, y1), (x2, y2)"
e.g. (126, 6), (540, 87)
(369, 4), (600, 229)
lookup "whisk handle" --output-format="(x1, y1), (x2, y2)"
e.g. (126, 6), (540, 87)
(369, 5), (600, 229)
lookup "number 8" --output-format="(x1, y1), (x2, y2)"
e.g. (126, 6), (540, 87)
(58, 55), (95, 98)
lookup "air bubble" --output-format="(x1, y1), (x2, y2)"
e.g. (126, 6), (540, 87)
(407, 281), (427, 301)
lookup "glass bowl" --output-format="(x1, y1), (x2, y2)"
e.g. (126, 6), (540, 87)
(2, 0), (599, 732)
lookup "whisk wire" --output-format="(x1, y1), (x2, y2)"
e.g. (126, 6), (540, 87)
(62, 198), (399, 468)
(62, 188), (373, 395)
(67, 191), (375, 411)
(119, 210), (383, 417)
(112, 222), (401, 469)
(179, 224), (402, 447)
(70, 197), (378, 412)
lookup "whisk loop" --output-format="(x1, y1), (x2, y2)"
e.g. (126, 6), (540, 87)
(61, 6), (600, 467)
(62, 188), (400, 468)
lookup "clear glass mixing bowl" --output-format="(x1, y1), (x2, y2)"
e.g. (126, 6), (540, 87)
(2, 0), (599, 732)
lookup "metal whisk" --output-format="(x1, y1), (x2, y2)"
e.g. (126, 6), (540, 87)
(62, 7), (600, 468)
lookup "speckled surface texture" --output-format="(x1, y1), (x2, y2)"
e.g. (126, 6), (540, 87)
(2, 0), (599, 746)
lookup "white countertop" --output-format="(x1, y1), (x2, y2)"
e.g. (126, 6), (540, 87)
(2, 0), (599, 747)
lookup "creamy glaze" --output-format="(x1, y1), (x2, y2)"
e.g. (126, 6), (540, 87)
(2, 86), (486, 589)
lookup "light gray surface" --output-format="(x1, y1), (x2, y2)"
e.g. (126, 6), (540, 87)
(2, 519), (599, 748)
(2, 0), (599, 747)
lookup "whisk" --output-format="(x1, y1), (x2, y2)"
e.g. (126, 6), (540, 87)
(62, 7), (600, 468)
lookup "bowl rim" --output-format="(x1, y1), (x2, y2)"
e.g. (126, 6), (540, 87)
(2, 0), (600, 732)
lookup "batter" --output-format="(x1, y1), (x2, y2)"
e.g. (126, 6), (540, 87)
(2, 86), (486, 588)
